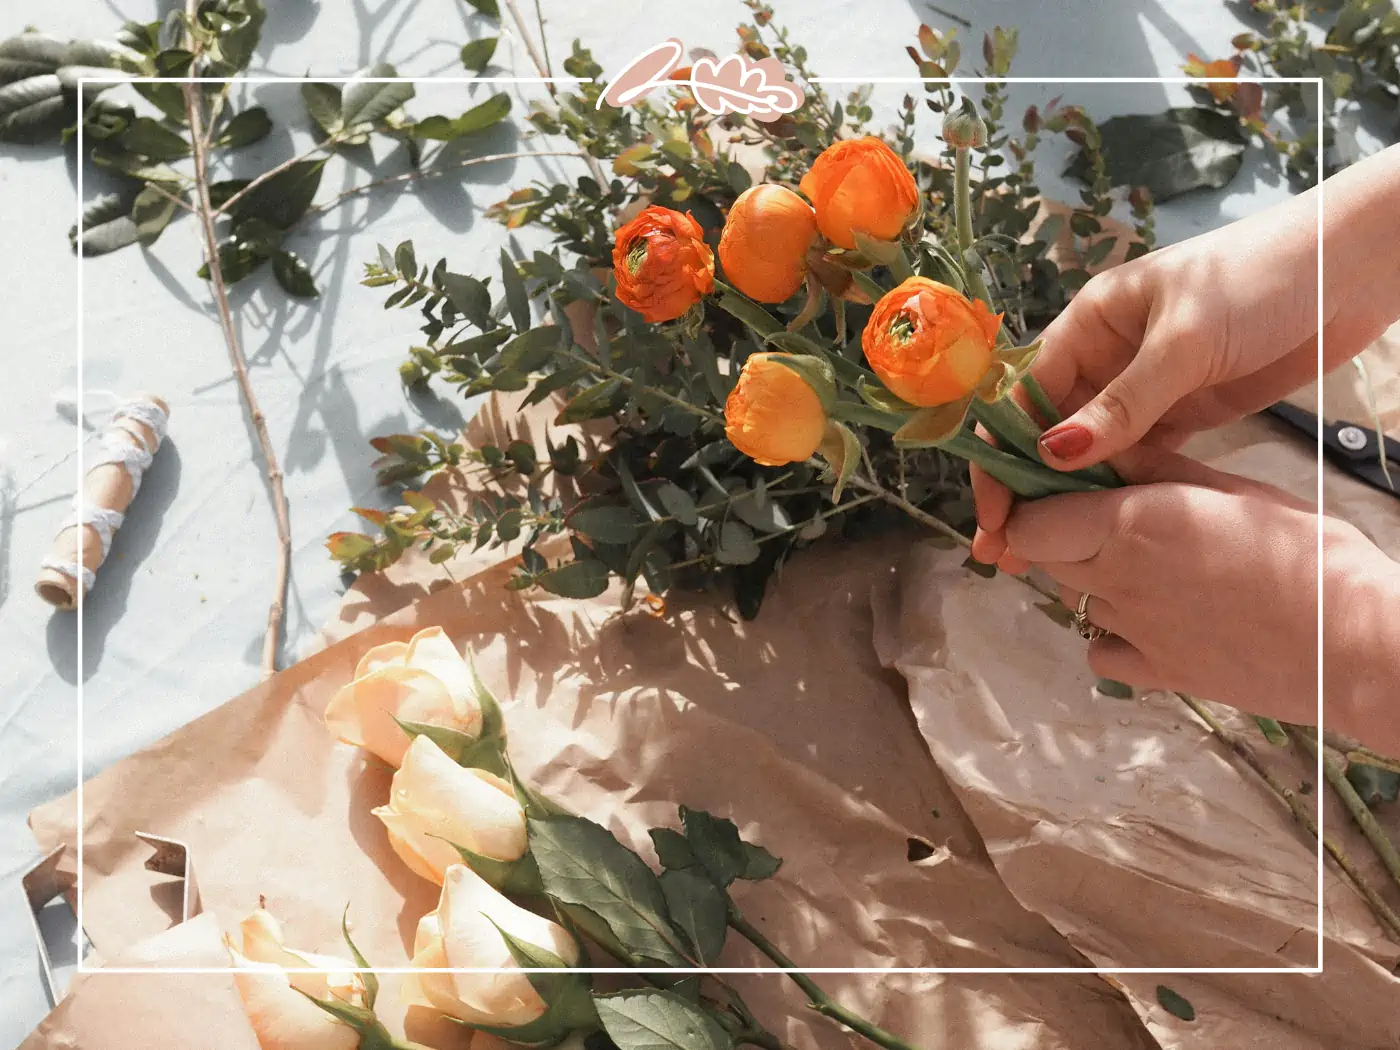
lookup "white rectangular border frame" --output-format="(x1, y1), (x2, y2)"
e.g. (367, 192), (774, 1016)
(74, 73), (1325, 976)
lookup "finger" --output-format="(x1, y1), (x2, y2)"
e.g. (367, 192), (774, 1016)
(1057, 585), (1124, 636)
(1037, 306), (1207, 471)
(1108, 445), (1315, 511)
(1026, 277), (1145, 412)
(971, 527), (1007, 565)
(971, 423), (1013, 535)
(1086, 635), (1163, 688)
(1004, 488), (1129, 565)
(997, 551), (1031, 575)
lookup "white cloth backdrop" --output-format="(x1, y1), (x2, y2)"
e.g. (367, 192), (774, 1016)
(0, 0), (1369, 1044)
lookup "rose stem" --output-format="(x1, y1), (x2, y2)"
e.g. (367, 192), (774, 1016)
(182, 4), (289, 679)
(728, 905), (923, 1050)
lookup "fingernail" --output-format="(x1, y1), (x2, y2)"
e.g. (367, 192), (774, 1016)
(1040, 423), (1092, 461)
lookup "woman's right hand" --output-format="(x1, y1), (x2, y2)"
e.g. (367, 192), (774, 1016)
(972, 143), (1400, 568)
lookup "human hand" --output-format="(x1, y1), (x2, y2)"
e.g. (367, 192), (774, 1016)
(1000, 449), (1326, 720)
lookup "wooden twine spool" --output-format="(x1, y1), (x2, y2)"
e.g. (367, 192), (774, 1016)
(35, 393), (171, 610)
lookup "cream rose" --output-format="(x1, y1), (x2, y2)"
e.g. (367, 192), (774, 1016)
(402, 864), (579, 1028)
(325, 626), (484, 768)
(373, 733), (527, 884)
(229, 907), (365, 1050)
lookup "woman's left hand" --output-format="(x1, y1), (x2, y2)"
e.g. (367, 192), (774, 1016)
(1001, 449), (1326, 720)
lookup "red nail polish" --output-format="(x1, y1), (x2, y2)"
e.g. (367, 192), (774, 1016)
(1040, 424), (1093, 461)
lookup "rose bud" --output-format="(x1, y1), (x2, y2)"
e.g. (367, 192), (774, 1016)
(862, 277), (1002, 407)
(611, 205), (715, 322)
(402, 864), (580, 1028)
(324, 626), (484, 769)
(798, 137), (920, 250)
(718, 185), (819, 303)
(373, 734), (527, 885)
(228, 906), (365, 1050)
(724, 352), (830, 467)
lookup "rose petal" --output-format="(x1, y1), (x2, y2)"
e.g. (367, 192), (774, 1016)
(230, 947), (362, 1050)
(374, 804), (462, 884)
(354, 640), (409, 681)
(330, 666), (479, 769)
(403, 628), (478, 709)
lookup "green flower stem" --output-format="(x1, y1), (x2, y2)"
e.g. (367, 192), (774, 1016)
(852, 270), (887, 304)
(970, 399), (1121, 490)
(728, 906), (924, 1050)
(1020, 374), (1063, 427)
(890, 245), (916, 283)
(940, 431), (1107, 498)
(954, 147), (976, 258)
(714, 281), (783, 338)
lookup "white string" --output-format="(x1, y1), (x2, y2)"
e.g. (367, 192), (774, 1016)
(47, 395), (170, 595)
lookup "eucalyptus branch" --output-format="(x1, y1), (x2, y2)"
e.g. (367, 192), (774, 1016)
(556, 347), (725, 426)
(182, 8), (290, 678)
(666, 492), (879, 572)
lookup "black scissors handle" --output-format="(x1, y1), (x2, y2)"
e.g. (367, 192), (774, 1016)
(1264, 402), (1400, 497)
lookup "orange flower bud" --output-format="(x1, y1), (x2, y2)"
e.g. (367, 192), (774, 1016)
(718, 185), (819, 303)
(862, 277), (1001, 407)
(798, 137), (920, 250)
(611, 205), (715, 323)
(1184, 53), (1240, 103)
(725, 352), (828, 466)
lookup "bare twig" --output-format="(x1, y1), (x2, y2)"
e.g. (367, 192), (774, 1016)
(183, 6), (290, 678)
(1175, 699), (1400, 940)
(140, 179), (196, 215)
(297, 149), (589, 224)
(1291, 724), (1400, 897)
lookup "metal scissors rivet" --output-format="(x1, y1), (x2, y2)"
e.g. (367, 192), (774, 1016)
(1338, 425), (1369, 451)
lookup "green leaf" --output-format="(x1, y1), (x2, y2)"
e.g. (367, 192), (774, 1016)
(0, 73), (66, 143)
(119, 116), (190, 160)
(497, 326), (560, 373)
(570, 504), (645, 544)
(1095, 677), (1134, 699)
(893, 396), (974, 448)
(490, 918), (575, 1002)
(595, 990), (733, 1050)
(410, 93), (511, 140)
(460, 37), (499, 73)
(1155, 985), (1196, 1022)
(341, 62), (415, 129)
(462, 981), (596, 1047)
(225, 158), (325, 229)
(273, 250), (319, 298)
(340, 905), (379, 1010)
(816, 422), (861, 502)
(439, 271), (492, 327)
(214, 105), (271, 149)
(301, 81), (343, 137)
(658, 869), (727, 965)
(538, 559), (611, 599)
(452, 841), (543, 894)
(461, 0), (501, 16)
(715, 521), (759, 566)
(131, 185), (181, 246)
(1064, 108), (1247, 202)
(739, 841), (782, 880)
(679, 807), (747, 888)
(528, 815), (689, 966)
(1252, 716), (1289, 747)
(557, 378), (625, 424)
(649, 828), (698, 871)
(69, 192), (137, 256)
(500, 248), (532, 331)
(1346, 762), (1400, 807)
(0, 34), (65, 84)
(656, 483), (698, 527)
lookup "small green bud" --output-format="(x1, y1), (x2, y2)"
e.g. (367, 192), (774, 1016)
(942, 97), (987, 149)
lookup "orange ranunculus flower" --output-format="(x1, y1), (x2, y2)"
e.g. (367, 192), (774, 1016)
(799, 137), (920, 250)
(863, 277), (1001, 407)
(725, 352), (828, 466)
(1184, 53), (1240, 103)
(719, 185), (819, 303)
(611, 205), (715, 322)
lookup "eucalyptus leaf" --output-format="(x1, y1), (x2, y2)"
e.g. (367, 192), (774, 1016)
(1064, 107), (1247, 202)
(462, 0), (501, 16)
(557, 378), (625, 424)
(1155, 984), (1196, 1022)
(214, 105), (272, 149)
(69, 191), (137, 256)
(528, 814), (689, 965)
(595, 990), (733, 1050)
(341, 62), (415, 129)
(569, 504), (645, 544)
(500, 248), (532, 331)
(410, 93), (511, 140)
(131, 185), (181, 246)
(538, 559), (611, 599)
(301, 81), (343, 137)
(656, 483), (698, 527)
(119, 115), (190, 160)
(0, 34), (65, 85)
(273, 250), (319, 298)
(715, 521), (760, 566)
(0, 74), (66, 143)
(225, 158), (326, 229)
(439, 271), (493, 326)
(460, 37), (499, 73)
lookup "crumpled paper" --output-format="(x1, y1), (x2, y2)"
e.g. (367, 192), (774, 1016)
(22, 335), (1400, 1050)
